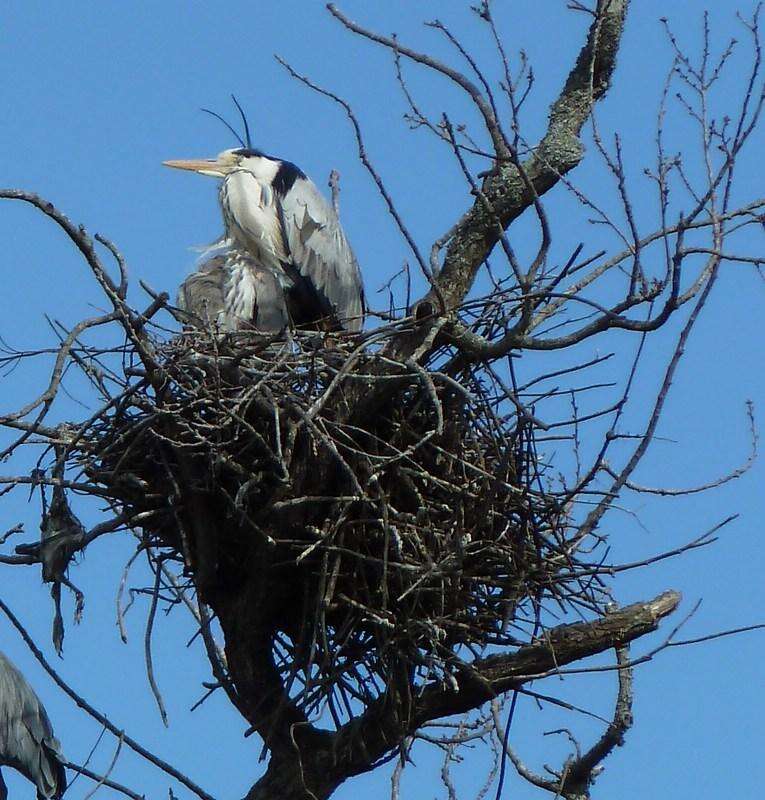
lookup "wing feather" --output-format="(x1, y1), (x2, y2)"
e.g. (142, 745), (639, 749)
(279, 177), (365, 332)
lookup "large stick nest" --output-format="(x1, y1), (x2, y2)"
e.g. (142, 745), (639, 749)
(83, 326), (569, 717)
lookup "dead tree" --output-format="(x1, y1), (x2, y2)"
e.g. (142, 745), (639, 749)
(0, 3), (763, 799)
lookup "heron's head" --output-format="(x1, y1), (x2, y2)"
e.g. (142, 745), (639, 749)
(163, 148), (279, 180)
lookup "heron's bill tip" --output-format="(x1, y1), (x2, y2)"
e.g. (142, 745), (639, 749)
(162, 158), (217, 173)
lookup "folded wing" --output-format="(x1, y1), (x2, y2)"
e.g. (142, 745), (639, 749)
(279, 177), (365, 332)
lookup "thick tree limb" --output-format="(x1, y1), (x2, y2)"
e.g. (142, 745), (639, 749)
(243, 592), (678, 799)
(346, 0), (629, 361)
(304, 590), (678, 792)
(431, 0), (628, 310)
(416, 592), (675, 721)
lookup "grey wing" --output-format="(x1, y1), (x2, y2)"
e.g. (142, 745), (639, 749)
(280, 178), (365, 332)
(0, 653), (66, 799)
(177, 256), (227, 327)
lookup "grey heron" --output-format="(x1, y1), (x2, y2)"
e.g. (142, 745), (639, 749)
(177, 244), (289, 332)
(0, 651), (66, 800)
(165, 148), (365, 333)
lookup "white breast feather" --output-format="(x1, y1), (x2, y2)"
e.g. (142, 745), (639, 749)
(222, 171), (285, 267)
(222, 260), (258, 330)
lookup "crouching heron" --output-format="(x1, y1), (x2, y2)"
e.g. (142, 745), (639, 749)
(177, 243), (289, 332)
(0, 651), (66, 799)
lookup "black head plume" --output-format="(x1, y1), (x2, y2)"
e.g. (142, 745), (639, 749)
(201, 94), (253, 149)
(230, 94), (253, 149)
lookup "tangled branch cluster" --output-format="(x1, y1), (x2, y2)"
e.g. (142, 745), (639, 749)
(77, 321), (583, 721)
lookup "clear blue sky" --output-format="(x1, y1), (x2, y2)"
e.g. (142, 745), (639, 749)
(0, 2), (763, 798)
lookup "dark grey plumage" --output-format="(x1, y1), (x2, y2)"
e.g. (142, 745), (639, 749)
(0, 652), (66, 800)
(177, 246), (289, 333)
(40, 483), (85, 657)
(177, 256), (226, 328)
(15, 457), (85, 656)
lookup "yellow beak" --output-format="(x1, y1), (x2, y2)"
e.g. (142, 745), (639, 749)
(162, 158), (225, 177)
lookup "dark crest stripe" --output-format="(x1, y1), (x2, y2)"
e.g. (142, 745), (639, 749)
(272, 161), (306, 197)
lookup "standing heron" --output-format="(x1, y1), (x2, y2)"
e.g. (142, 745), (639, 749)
(0, 651), (66, 800)
(165, 148), (365, 333)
